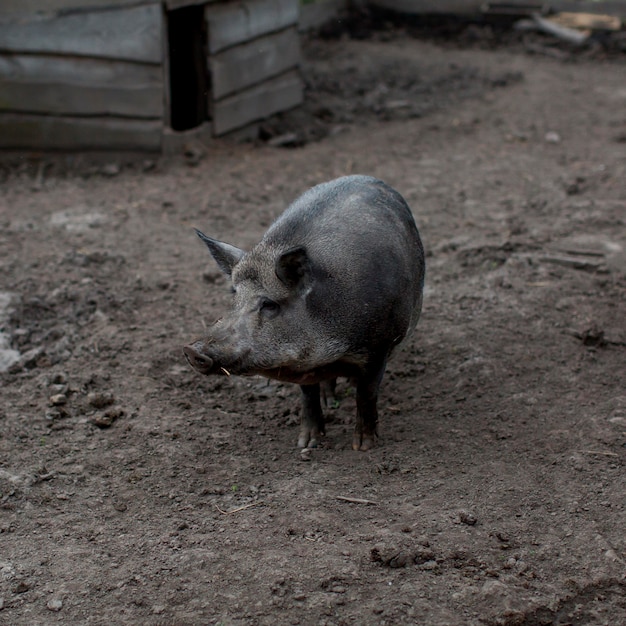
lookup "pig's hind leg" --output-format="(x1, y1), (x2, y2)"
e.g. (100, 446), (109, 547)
(298, 383), (325, 448)
(352, 358), (387, 451)
(320, 379), (338, 407)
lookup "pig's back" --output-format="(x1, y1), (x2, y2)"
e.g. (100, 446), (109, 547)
(266, 175), (423, 287)
(265, 176), (425, 349)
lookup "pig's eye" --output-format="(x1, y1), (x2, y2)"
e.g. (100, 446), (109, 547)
(259, 297), (280, 317)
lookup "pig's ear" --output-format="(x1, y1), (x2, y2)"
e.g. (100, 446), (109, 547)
(195, 229), (244, 276)
(276, 247), (310, 290)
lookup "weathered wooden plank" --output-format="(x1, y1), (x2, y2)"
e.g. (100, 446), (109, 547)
(550, 1), (626, 19)
(211, 70), (303, 136)
(0, 4), (162, 64)
(548, 12), (621, 30)
(206, 0), (299, 54)
(0, 0), (160, 19)
(0, 55), (163, 118)
(210, 28), (300, 100)
(0, 113), (162, 151)
(0, 0), (233, 21)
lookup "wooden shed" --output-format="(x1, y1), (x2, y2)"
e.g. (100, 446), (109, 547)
(0, 0), (317, 151)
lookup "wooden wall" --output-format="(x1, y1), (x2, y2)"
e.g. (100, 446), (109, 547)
(0, 0), (319, 151)
(206, 0), (303, 136)
(0, 2), (164, 151)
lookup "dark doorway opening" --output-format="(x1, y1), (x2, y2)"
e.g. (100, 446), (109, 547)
(167, 5), (208, 131)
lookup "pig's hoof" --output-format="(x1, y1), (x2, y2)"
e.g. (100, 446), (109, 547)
(352, 432), (377, 451)
(297, 429), (323, 449)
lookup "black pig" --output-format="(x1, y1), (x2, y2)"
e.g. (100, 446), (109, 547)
(184, 175), (424, 450)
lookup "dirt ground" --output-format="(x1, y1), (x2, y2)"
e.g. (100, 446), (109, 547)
(1, 20), (625, 626)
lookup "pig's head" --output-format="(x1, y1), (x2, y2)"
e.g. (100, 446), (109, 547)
(184, 230), (342, 384)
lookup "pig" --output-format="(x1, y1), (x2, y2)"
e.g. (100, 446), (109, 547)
(183, 175), (424, 451)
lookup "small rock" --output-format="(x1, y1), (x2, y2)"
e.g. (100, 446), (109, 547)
(370, 547), (383, 563)
(49, 394), (67, 406)
(300, 448), (312, 462)
(0, 596), (4, 610)
(14, 346), (44, 370)
(152, 605), (166, 615)
(605, 549), (622, 563)
(565, 177), (585, 195)
(92, 415), (112, 428)
(413, 546), (436, 564)
(13, 581), (30, 594)
(387, 551), (413, 568)
(372, 544), (431, 568)
(101, 163), (120, 177)
(183, 143), (205, 166)
(459, 510), (478, 526)
(545, 131), (561, 143)
(385, 99), (411, 110)
(267, 132), (301, 148)
(87, 391), (115, 409)
(576, 324), (607, 348)
(45, 407), (68, 421)
(47, 598), (63, 612)
(92, 407), (124, 428)
(481, 579), (507, 597)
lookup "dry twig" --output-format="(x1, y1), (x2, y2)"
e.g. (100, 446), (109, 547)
(336, 496), (378, 506)
(215, 501), (264, 515)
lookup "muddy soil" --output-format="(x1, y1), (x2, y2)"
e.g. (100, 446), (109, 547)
(1, 25), (625, 626)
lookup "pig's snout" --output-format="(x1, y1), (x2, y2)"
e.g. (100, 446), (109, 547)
(183, 343), (214, 375)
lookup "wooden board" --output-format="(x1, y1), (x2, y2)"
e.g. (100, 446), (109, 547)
(211, 70), (303, 136)
(0, 4), (162, 64)
(549, 12), (621, 31)
(0, 0), (159, 19)
(205, 0), (299, 54)
(209, 28), (301, 100)
(0, 55), (163, 118)
(0, 113), (162, 151)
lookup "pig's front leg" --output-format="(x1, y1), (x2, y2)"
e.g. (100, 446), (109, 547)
(353, 359), (387, 451)
(298, 383), (325, 448)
